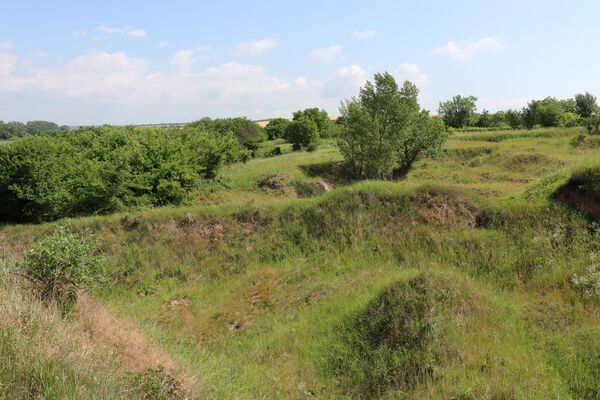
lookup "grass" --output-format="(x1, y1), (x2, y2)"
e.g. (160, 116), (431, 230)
(2, 127), (600, 398)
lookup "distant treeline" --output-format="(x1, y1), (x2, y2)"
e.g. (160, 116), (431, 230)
(0, 121), (260, 223)
(0, 120), (70, 139)
(438, 92), (599, 131)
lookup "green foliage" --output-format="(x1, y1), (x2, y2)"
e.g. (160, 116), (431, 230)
(438, 95), (477, 128)
(0, 120), (64, 139)
(505, 109), (522, 129)
(536, 97), (565, 127)
(575, 92), (597, 118)
(321, 276), (432, 398)
(0, 125), (244, 222)
(187, 117), (266, 150)
(475, 109), (492, 128)
(561, 111), (580, 127)
(18, 226), (102, 313)
(264, 118), (290, 140)
(126, 366), (187, 400)
(292, 108), (332, 138)
(338, 72), (447, 178)
(285, 116), (320, 151)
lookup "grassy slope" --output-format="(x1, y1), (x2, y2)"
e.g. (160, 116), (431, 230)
(2, 127), (600, 399)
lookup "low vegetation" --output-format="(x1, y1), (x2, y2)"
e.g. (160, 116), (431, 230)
(2, 73), (600, 399)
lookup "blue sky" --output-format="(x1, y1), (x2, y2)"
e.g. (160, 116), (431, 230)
(1, 0), (599, 124)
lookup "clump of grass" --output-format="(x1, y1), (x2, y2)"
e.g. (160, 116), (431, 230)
(319, 275), (433, 398)
(125, 365), (187, 400)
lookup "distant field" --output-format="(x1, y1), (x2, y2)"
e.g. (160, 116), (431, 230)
(2, 126), (600, 399)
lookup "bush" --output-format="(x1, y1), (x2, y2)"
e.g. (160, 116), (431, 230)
(285, 117), (320, 151)
(126, 365), (187, 400)
(0, 125), (244, 222)
(18, 226), (103, 313)
(264, 118), (290, 140)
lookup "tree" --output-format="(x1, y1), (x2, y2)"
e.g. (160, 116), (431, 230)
(264, 118), (290, 140)
(476, 110), (492, 128)
(285, 116), (320, 151)
(438, 95), (477, 128)
(575, 92), (597, 118)
(521, 100), (539, 129)
(292, 108), (332, 138)
(337, 72), (447, 179)
(505, 109), (521, 129)
(536, 97), (564, 127)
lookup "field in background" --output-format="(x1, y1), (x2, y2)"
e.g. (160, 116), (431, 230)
(2, 126), (600, 399)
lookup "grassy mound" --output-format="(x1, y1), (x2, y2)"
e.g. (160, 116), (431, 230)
(320, 275), (433, 398)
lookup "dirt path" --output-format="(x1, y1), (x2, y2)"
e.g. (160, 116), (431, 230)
(76, 292), (202, 393)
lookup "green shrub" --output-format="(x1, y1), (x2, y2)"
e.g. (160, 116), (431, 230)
(18, 226), (103, 313)
(126, 365), (187, 400)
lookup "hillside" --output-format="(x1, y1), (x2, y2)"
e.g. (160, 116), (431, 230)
(2, 126), (600, 399)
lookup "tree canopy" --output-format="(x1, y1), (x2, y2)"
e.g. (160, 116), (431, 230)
(337, 72), (447, 179)
(438, 95), (478, 128)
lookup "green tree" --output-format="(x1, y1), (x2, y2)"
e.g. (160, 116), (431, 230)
(505, 109), (521, 129)
(438, 95), (478, 128)
(264, 118), (290, 140)
(338, 72), (447, 179)
(575, 92), (598, 118)
(536, 97), (564, 127)
(292, 108), (332, 138)
(285, 116), (320, 151)
(522, 100), (539, 129)
(476, 110), (492, 128)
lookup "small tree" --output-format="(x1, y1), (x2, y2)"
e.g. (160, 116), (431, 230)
(438, 95), (477, 128)
(292, 108), (332, 138)
(505, 109), (521, 129)
(264, 118), (290, 140)
(575, 92), (598, 118)
(476, 110), (492, 128)
(337, 72), (447, 179)
(285, 117), (320, 151)
(19, 226), (103, 313)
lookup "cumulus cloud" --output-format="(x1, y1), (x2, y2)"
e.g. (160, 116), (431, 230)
(433, 36), (503, 60)
(233, 39), (278, 57)
(309, 45), (343, 64)
(322, 64), (368, 97)
(352, 30), (378, 39)
(394, 63), (428, 85)
(93, 24), (147, 38)
(0, 41), (12, 50)
(0, 49), (343, 122)
(158, 41), (169, 48)
(478, 96), (532, 111)
(170, 49), (195, 70)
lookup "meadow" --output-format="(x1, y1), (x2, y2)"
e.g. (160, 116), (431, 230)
(1, 126), (600, 399)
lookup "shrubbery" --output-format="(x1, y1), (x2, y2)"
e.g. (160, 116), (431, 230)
(0, 125), (244, 222)
(18, 226), (102, 313)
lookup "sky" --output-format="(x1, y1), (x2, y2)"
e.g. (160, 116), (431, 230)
(1, 0), (599, 125)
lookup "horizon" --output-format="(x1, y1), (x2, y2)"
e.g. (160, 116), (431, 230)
(1, 0), (599, 125)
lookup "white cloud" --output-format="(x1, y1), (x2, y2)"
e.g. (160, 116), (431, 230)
(309, 45), (343, 64)
(158, 41), (169, 48)
(170, 49), (195, 70)
(352, 29), (378, 39)
(196, 45), (211, 51)
(0, 49), (338, 122)
(394, 63), (428, 85)
(233, 39), (278, 57)
(0, 41), (12, 50)
(478, 96), (532, 111)
(93, 24), (147, 38)
(322, 64), (368, 97)
(433, 36), (503, 60)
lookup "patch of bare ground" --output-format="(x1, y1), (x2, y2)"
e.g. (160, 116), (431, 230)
(76, 292), (202, 393)
(416, 191), (485, 228)
(556, 175), (600, 218)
